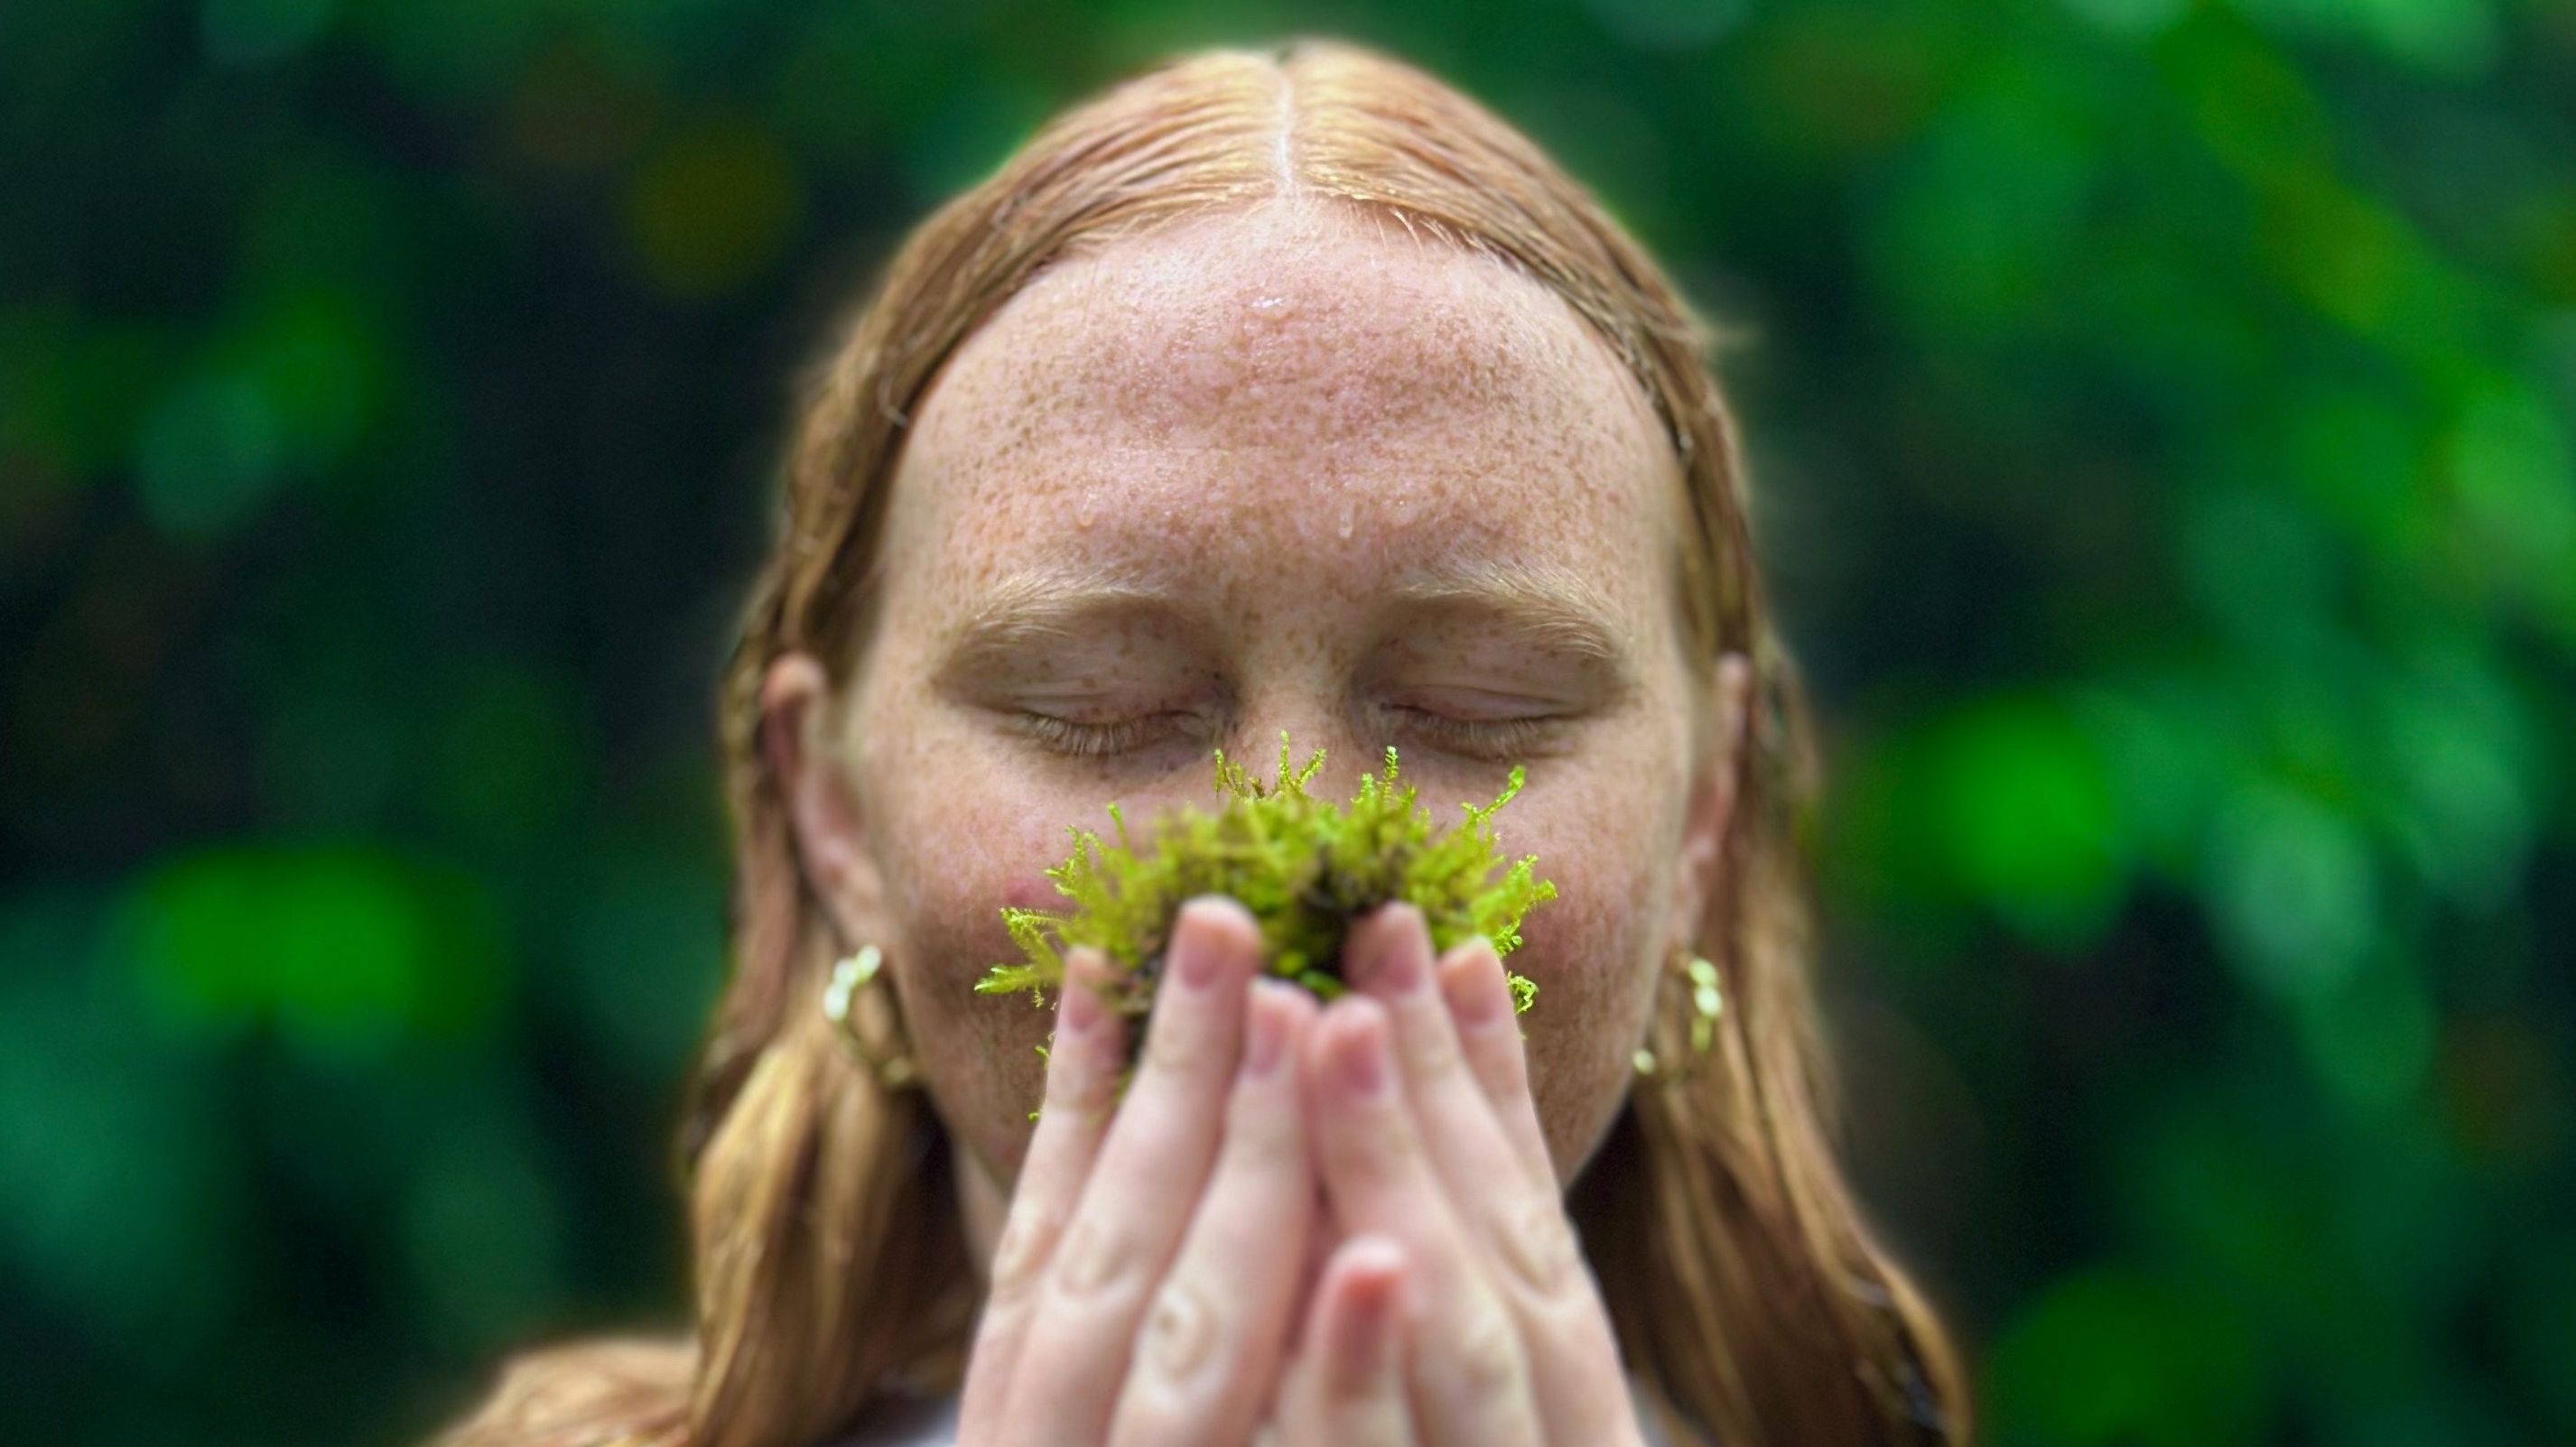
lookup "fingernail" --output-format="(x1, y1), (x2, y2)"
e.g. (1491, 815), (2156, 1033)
(1343, 1277), (1395, 1374)
(1176, 900), (1227, 988)
(1329, 1238), (1406, 1388)
(1361, 904), (1426, 990)
(1334, 1010), (1390, 1097)
(1439, 940), (1508, 1028)
(1061, 951), (1102, 1032)
(1243, 983), (1289, 1077)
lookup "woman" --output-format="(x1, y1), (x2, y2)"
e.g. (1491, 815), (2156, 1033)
(439, 36), (1965, 1447)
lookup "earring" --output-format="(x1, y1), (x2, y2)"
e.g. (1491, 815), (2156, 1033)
(823, 942), (922, 1092)
(1632, 945), (1725, 1081)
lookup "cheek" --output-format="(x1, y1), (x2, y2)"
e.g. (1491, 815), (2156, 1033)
(1487, 800), (1677, 1182)
(865, 731), (1095, 1181)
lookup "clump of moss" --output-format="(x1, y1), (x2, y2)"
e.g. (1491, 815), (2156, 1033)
(978, 732), (1558, 1036)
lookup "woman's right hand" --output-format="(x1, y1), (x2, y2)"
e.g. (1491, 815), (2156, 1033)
(953, 895), (1322, 1447)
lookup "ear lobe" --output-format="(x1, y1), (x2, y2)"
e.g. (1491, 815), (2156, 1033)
(760, 653), (888, 946)
(1669, 651), (1755, 949)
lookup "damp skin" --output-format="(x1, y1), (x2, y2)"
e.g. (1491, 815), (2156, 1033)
(804, 197), (1732, 1228)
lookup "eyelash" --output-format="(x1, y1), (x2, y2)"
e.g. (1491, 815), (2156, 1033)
(1009, 708), (1565, 761)
(1011, 712), (1180, 758)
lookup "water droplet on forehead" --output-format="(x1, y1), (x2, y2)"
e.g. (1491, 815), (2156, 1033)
(1074, 486), (1101, 530)
(1335, 496), (1357, 541)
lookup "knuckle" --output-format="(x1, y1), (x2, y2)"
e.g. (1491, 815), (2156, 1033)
(1142, 1018), (1204, 1076)
(1052, 1048), (1118, 1113)
(1400, 1017), (1464, 1081)
(988, 1207), (1065, 1303)
(1490, 1199), (1582, 1300)
(1135, 1278), (1223, 1386)
(1052, 1216), (1144, 1302)
(1446, 1298), (1525, 1397)
(1109, 1283), (1229, 1447)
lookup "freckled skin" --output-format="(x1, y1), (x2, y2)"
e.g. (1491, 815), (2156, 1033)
(814, 199), (1721, 1224)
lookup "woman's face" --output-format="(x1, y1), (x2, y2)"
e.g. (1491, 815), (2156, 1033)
(779, 199), (1742, 1205)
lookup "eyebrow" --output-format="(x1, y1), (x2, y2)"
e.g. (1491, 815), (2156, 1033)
(935, 557), (1637, 684)
(1379, 556), (1635, 681)
(933, 567), (1184, 672)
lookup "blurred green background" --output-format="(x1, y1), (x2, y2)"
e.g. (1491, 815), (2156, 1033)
(4, 0), (2571, 1443)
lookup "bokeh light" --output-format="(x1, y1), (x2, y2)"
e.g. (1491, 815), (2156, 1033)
(3, 2), (2570, 1444)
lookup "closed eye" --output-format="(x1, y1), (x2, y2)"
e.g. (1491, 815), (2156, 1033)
(1380, 706), (1572, 760)
(1006, 707), (1572, 762)
(1005, 710), (1195, 758)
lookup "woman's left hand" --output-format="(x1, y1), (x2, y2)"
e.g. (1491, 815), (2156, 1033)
(1265, 904), (1649, 1447)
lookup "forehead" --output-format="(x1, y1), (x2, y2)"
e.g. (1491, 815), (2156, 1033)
(884, 199), (1680, 623)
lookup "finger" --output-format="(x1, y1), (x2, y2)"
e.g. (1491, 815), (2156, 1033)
(1108, 979), (1319, 1447)
(958, 945), (1126, 1440)
(1304, 997), (1539, 1447)
(1278, 1236), (1414, 1447)
(993, 895), (1267, 1446)
(1348, 906), (1549, 1223)
(1354, 908), (1606, 1405)
(1432, 935), (1553, 1183)
(1424, 938), (1636, 1444)
(1288, 1199), (1339, 1355)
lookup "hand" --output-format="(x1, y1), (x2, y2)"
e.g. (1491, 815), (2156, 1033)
(955, 895), (1322, 1447)
(1267, 904), (1645, 1447)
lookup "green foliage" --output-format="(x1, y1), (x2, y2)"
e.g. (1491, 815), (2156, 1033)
(977, 734), (1556, 1027)
(5, 4), (2574, 1446)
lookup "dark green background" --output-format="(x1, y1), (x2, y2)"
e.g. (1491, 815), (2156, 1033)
(5, 1), (2571, 1443)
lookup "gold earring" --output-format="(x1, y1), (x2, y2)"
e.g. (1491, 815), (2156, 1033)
(823, 943), (922, 1092)
(1632, 945), (1725, 1081)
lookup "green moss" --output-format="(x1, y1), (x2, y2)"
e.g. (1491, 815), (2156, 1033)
(978, 732), (1558, 1032)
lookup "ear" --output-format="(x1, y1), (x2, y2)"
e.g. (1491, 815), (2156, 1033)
(759, 653), (893, 951)
(1667, 651), (1755, 951)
